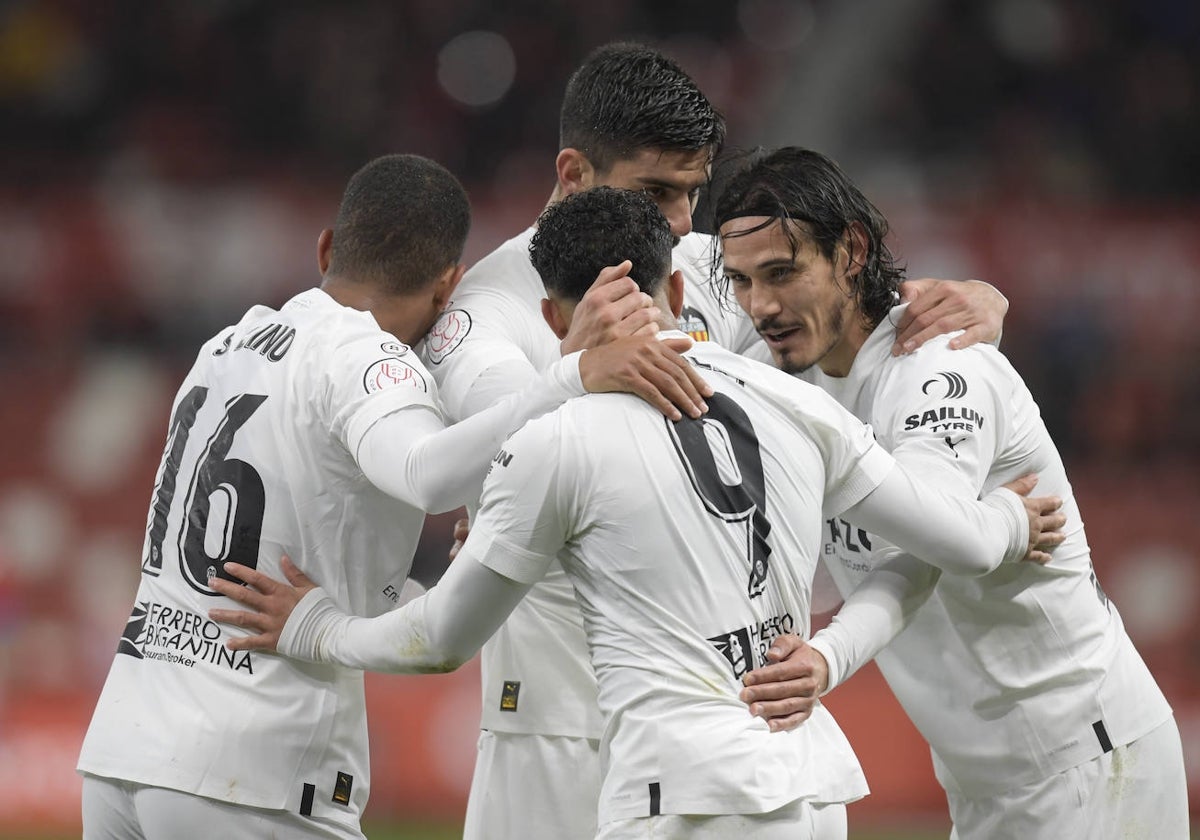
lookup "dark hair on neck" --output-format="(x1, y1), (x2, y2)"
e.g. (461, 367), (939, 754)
(559, 42), (726, 174)
(327, 154), (470, 293)
(711, 147), (904, 329)
(529, 187), (673, 302)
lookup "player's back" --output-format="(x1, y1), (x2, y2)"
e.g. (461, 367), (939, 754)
(537, 339), (890, 823)
(79, 288), (435, 825)
(420, 230), (771, 743)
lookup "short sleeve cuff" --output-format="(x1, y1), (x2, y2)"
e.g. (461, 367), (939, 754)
(343, 398), (442, 458)
(460, 526), (556, 585)
(824, 443), (896, 516)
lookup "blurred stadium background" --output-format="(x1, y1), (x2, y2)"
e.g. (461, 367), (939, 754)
(0, 0), (1197, 837)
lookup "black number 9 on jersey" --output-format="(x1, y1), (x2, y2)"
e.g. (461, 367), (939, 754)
(667, 392), (773, 599)
(142, 385), (268, 595)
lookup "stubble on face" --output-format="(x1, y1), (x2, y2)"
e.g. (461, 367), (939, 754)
(761, 301), (846, 375)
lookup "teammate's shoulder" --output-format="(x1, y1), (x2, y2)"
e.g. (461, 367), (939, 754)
(898, 329), (1003, 376)
(461, 227), (538, 286)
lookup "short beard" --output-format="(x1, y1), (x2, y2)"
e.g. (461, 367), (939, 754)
(767, 304), (844, 376)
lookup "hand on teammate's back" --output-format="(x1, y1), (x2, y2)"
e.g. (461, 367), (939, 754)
(893, 278), (1008, 355)
(209, 556), (315, 652)
(579, 333), (712, 421)
(738, 635), (829, 733)
(1001, 473), (1066, 565)
(560, 261), (661, 354)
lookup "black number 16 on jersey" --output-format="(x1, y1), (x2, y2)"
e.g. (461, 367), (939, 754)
(142, 385), (268, 595)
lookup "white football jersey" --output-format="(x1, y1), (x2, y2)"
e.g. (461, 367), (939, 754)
(78, 288), (440, 827)
(464, 338), (891, 824)
(806, 305), (1173, 796)
(420, 229), (766, 740)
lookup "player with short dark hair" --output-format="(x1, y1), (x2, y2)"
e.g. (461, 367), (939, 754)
(531, 186), (675, 298)
(718, 148), (1188, 839)
(326, 155), (471, 292)
(75, 154), (709, 840)
(208, 187), (1062, 840)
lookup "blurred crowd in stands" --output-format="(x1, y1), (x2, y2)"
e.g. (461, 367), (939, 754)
(0, 1), (1198, 829)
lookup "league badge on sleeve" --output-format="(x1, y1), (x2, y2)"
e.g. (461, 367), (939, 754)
(424, 309), (471, 365)
(363, 358), (428, 394)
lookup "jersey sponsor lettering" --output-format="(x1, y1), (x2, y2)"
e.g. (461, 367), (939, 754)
(486, 447), (514, 477)
(707, 612), (796, 679)
(117, 599), (254, 672)
(362, 358), (428, 394)
(424, 309), (471, 364)
(902, 405), (985, 433)
(824, 517), (874, 575)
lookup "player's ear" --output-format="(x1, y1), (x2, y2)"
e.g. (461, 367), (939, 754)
(541, 296), (572, 340)
(666, 269), (685, 318)
(433, 263), (466, 310)
(555, 148), (595, 196)
(317, 229), (334, 274)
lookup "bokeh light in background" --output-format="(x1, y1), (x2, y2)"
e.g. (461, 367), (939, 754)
(0, 0), (1197, 835)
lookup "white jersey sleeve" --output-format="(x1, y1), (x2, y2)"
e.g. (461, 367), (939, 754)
(870, 334), (1005, 496)
(353, 354), (584, 514)
(317, 310), (445, 456)
(420, 228), (557, 421)
(278, 411), (571, 672)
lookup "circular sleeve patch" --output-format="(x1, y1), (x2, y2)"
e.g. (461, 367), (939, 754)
(424, 309), (472, 365)
(362, 358), (428, 394)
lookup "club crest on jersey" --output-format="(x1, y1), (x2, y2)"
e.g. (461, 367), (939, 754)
(678, 305), (710, 343)
(363, 358), (428, 394)
(424, 309), (471, 364)
(380, 340), (409, 357)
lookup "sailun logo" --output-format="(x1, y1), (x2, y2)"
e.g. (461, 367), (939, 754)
(922, 371), (968, 399)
